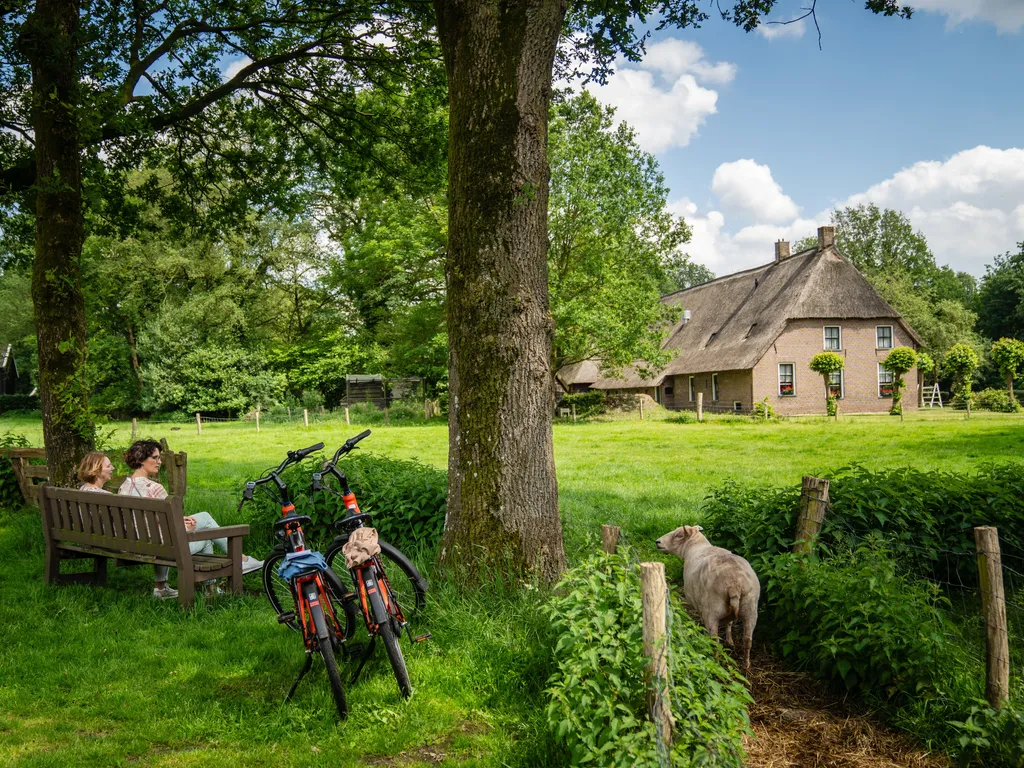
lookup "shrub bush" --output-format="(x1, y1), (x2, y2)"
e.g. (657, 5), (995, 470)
(0, 395), (40, 414)
(544, 552), (750, 767)
(0, 430), (30, 508)
(558, 390), (607, 418)
(244, 451), (447, 554)
(972, 388), (1023, 413)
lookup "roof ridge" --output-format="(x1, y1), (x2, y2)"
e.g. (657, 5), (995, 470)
(661, 247), (820, 300)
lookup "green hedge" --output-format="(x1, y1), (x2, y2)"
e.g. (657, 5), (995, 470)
(0, 395), (39, 414)
(558, 391), (607, 419)
(0, 431), (30, 508)
(702, 463), (1024, 587)
(243, 452), (446, 555)
(544, 552), (750, 767)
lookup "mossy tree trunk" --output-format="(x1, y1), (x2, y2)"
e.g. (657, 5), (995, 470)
(433, 0), (567, 583)
(19, 0), (94, 486)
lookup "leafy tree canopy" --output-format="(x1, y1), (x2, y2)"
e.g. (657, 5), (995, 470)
(976, 244), (1024, 341)
(809, 352), (845, 376)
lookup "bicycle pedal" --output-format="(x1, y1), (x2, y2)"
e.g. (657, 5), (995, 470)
(412, 633), (432, 643)
(277, 611), (296, 624)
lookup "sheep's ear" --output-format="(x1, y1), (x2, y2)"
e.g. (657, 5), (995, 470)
(695, 525), (703, 532)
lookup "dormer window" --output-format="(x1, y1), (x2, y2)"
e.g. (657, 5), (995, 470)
(706, 332), (717, 347)
(745, 323), (757, 339)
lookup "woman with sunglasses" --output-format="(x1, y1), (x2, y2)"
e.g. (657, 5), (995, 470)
(119, 440), (263, 594)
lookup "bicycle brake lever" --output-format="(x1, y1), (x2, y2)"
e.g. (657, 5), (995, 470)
(311, 472), (323, 492)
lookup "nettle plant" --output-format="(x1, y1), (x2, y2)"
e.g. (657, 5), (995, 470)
(883, 347), (917, 417)
(809, 352), (845, 417)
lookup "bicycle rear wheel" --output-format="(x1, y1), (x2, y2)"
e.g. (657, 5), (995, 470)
(378, 621), (412, 699)
(325, 540), (427, 622)
(318, 634), (348, 718)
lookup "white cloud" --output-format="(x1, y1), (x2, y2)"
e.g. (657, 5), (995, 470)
(757, 19), (807, 40)
(221, 57), (253, 82)
(672, 146), (1024, 278)
(711, 159), (801, 223)
(584, 38), (736, 153)
(913, 0), (1024, 33)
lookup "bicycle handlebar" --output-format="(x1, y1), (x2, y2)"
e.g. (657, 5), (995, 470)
(330, 430), (371, 464)
(291, 442), (325, 460)
(241, 441), (326, 503)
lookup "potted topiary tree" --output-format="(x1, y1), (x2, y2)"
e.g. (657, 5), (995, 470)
(882, 347), (918, 421)
(990, 338), (1024, 411)
(809, 352), (845, 420)
(944, 343), (980, 416)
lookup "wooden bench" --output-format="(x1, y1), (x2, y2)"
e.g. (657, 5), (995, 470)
(3, 439), (188, 508)
(38, 483), (248, 608)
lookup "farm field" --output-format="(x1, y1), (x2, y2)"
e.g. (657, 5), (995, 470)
(1, 413), (1022, 766)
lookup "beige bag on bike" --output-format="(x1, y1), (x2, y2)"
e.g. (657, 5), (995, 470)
(342, 527), (381, 568)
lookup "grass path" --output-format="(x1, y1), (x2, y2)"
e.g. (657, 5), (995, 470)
(1, 413), (1022, 766)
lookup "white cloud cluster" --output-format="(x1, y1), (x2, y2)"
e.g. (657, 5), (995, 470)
(586, 39), (736, 153)
(757, 18), (807, 40)
(913, 0), (1024, 33)
(221, 57), (253, 82)
(672, 146), (1024, 277)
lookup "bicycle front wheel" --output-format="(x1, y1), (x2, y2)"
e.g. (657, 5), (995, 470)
(262, 549), (298, 631)
(318, 634), (349, 718)
(378, 621), (412, 699)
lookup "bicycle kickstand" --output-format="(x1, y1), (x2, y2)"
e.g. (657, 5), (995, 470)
(349, 635), (376, 685)
(284, 651), (314, 703)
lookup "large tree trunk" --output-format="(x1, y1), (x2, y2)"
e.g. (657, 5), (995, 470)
(20, 0), (93, 486)
(433, 0), (567, 583)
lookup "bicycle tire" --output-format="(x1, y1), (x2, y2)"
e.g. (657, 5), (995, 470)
(263, 550), (357, 640)
(324, 540), (427, 621)
(319, 633), (349, 718)
(378, 620), (412, 699)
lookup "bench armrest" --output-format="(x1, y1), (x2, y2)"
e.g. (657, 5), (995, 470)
(187, 524), (250, 542)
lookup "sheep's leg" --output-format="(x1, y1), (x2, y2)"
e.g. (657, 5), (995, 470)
(704, 617), (720, 643)
(724, 621), (734, 648)
(740, 606), (758, 671)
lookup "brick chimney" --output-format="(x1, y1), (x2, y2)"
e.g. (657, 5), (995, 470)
(818, 225), (835, 249)
(774, 240), (790, 262)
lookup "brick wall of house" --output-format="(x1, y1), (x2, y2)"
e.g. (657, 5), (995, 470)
(664, 370), (752, 412)
(752, 318), (919, 415)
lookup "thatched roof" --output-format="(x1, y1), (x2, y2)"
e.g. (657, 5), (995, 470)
(585, 245), (922, 388)
(556, 360), (603, 388)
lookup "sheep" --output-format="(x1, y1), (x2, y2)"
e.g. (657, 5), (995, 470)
(655, 525), (760, 670)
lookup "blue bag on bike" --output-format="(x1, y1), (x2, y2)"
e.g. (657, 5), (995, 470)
(278, 550), (330, 584)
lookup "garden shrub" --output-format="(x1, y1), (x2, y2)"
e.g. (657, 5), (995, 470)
(0, 394), (40, 414)
(667, 410), (700, 424)
(0, 430), (30, 508)
(752, 397), (775, 421)
(971, 388), (1023, 413)
(244, 451), (446, 554)
(558, 390), (607, 418)
(544, 552), (750, 768)
(949, 700), (1024, 767)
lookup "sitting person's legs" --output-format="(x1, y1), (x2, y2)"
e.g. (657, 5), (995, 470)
(187, 511), (263, 574)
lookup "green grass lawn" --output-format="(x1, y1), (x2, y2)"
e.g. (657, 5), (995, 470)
(1, 412), (1022, 766)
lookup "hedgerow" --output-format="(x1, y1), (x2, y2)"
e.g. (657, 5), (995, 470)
(544, 552), (750, 767)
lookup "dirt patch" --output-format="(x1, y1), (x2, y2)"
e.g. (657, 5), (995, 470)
(364, 721), (489, 767)
(742, 646), (949, 768)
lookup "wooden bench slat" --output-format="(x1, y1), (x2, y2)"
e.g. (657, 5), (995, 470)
(187, 524), (250, 541)
(52, 529), (174, 557)
(22, 465), (50, 479)
(0, 447), (46, 459)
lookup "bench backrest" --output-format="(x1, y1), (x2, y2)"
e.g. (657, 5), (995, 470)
(3, 444), (188, 507)
(39, 483), (188, 560)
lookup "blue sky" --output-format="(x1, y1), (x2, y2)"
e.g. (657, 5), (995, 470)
(582, 0), (1024, 277)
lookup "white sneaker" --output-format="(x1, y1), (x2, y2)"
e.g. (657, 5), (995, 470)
(241, 556), (264, 575)
(153, 585), (179, 599)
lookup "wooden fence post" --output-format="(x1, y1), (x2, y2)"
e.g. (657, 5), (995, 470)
(195, 413), (202, 436)
(640, 562), (674, 747)
(255, 407), (260, 433)
(639, 397), (644, 421)
(571, 404), (577, 423)
(287, 406), (291, 419)
(131, 418), (137, 441)
(601, 525), (620, 554)
(975, 526), (1010, 708)
(425, 399), (431, 420)
(385, 405), (390, 426)
(303, 409), (309, 428)
(696, 392), (703, 422)
(345, 406), (350, 425)
(793, 476), (829, 554)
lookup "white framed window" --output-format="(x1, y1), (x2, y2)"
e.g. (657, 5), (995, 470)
(878, 363), (894, 398)
(664, 382), (674, 397)
(733, 401), (742, 412)
(824, 326), (841, 350)
(876, 325), (893, 350)
(688, 376), (695, 402)
(711, 373), (719, 402)
(828, 370), (844, 399)
(779, 364), (795, 396)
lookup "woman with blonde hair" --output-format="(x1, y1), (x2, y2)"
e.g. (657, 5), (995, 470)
(76, 450), (177, 599)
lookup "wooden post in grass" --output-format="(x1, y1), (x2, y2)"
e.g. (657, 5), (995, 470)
(131, 418), (137, 441)
(385, 405), (390, 425)
(255, 407), (260, 433)
(195, 413), (202, 436)
(572, 404), (577, 423)
(287, 406), (291, 419)
(696, 392), (703, 422)
(793, 476), (829, 555)
(601, 525), (620, 554)
(639, 397), (644, 421)
(975, 526), (1010, 708)
(303, 409), (309, 428)
(345, 407), (350, 425)
(425, 399), (431, 419)
(640, 562), (674, 746)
